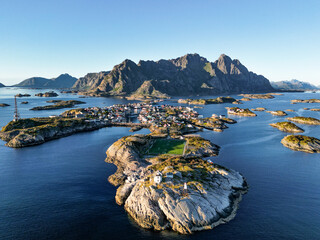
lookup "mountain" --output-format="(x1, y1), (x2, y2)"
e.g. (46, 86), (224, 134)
(0, 83), (5, 88)
(14, 74), (77, 88)
(271, 79), (319, 91)
(73, 54), (274, 97)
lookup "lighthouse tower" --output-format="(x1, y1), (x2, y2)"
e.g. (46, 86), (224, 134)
(13, 95), (20, 122)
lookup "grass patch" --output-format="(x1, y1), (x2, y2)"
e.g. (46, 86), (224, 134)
(148, 139), (185, 155)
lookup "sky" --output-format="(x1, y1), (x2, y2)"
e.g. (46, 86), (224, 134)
(0, 0), (319, 85)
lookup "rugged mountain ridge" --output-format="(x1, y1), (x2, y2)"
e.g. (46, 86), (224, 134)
(73, 54), (274, 97)
(14, 74), (77, 88)
(271, 79), (319, 91)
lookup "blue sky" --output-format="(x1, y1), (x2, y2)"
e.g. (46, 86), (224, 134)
(0, 0), (319, 85)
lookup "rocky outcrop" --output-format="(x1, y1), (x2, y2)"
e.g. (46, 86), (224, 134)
(287, 117), (320, 125)
(251, 107), (266, 111)
(281, 135), (320, 153)
(178, 96), (236, 105)
(291, 99), (320, 103)
(125, 167), (247, 234)
(239, 94), (274, 99)
(35, 91), (59, 97)
(266, 110), (287, 116)
(73, 53), (274, 97)
(226, 107), (257, 117)
(105, 134), (248, 234)
(16, 93), (31, 97)
(0, 103), (10, 107)
(270, 122), (304, 133)
(30, 100), (85, 111)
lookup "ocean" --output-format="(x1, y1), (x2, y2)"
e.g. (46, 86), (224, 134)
(0, 88), (320, 240)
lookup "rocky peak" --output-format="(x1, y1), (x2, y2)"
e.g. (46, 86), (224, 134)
(216, 54), (233, 74)
(170, 53), (208, 69)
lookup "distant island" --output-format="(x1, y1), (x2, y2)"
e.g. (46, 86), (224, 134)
(30, 100), (85, 111)
(14, 73), (77, 89)
(271, 79), (319, 91)
(73, 53), (274, 98)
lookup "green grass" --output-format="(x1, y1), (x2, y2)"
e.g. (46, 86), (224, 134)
(148, 139), (185, 155)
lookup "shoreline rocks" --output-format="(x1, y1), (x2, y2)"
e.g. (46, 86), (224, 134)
(270, 121), (304, 133)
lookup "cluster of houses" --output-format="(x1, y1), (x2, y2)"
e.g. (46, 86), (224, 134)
(138, 105), (200, 128)
(227, 108), (244, 114)
(153, 167), (182, 185)
(63, 103), (157, 123)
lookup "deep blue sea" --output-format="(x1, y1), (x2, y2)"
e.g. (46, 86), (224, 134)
(0, 88), (320, 240)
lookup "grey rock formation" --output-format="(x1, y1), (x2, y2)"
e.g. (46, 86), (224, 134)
(73, 53), (274, 96)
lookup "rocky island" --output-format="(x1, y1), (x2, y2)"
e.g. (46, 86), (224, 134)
(251, 107), (266, 111)
(287, 116), (320, 125)
(30, 100), (85, 111)
(16, 93), (31, 97)
(270, 121), (304, 133)
(291, 99), (320, 104)
(239, 94), (274, 99)
(226, 107), (257, 117)
(178, 97), (236, 105)
(35, 91), (59, 97)
(281, 135), (320, 153)
(266, 110), (287, 116)
(106, 134), (248, 234)
(0, 103), (10, 107)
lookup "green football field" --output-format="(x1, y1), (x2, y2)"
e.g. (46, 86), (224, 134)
(148, 139), (185, 155)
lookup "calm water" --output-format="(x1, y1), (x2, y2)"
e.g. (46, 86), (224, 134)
(0, 88), (320, 240)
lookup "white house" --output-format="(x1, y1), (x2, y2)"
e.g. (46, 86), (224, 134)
(154, 171), (162, 184)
